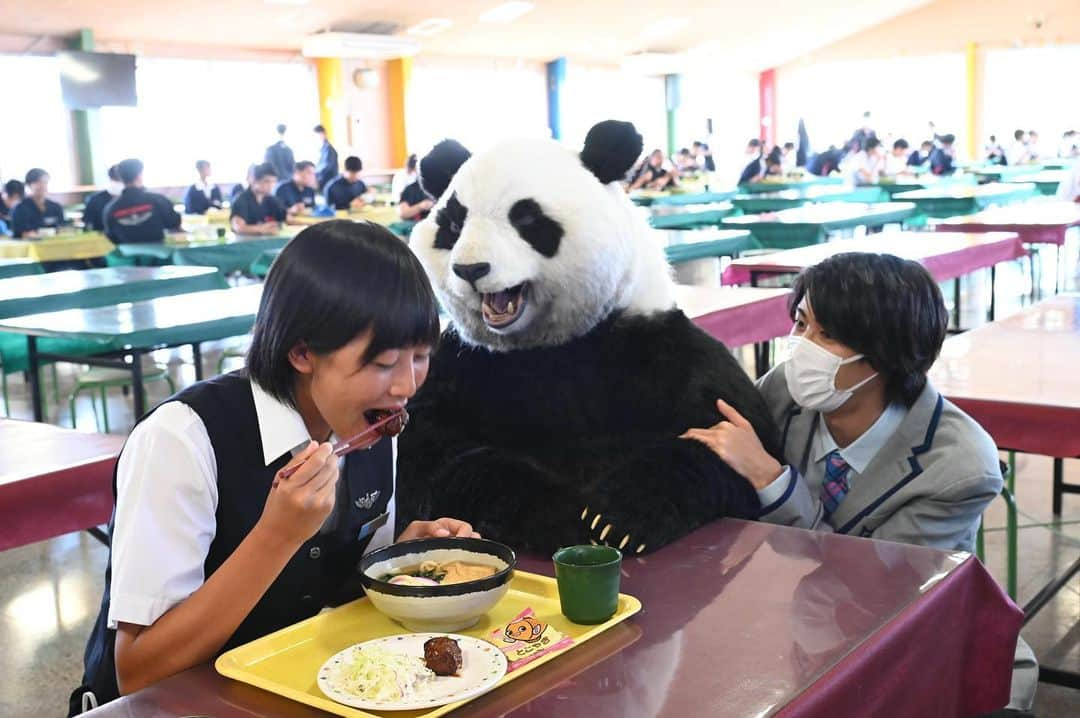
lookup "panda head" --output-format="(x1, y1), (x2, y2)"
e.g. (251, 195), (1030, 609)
(411, 120), (675, 352)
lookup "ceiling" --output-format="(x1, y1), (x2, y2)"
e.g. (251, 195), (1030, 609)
(0, 0), (934, 70)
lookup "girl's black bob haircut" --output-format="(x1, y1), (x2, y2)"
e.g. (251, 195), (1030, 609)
(247, 220), (441, 408)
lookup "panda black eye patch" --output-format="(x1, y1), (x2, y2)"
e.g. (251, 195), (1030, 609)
(434, 193), (468, 250)
(508, 198), (562, 258)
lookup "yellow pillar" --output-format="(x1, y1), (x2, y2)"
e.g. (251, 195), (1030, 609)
(386, 57), (412, 167)
(314, 57), (345, 146)
(965, 42), (979, 161)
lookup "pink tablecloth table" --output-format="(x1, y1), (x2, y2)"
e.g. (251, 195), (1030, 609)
(932, 201), (1080, 247)
(676, 285), (792, 347)
(85, 520), (1022, 718)
(0, 418), (123, 550)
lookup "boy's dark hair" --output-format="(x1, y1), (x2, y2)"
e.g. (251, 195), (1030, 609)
(313, 124), (326, 134)
(789, 253), (948, 406)
(3, 179), (24, 198)
(783, 142), (795, 150)
(247, 220), (441, 408)
(406, 153), (418, 172)
(893, 138), (909, 150)
(748, 138), (761, 148)
(107, 164), (121, 181)
(276, 123), (287, 135)
(253, 162), (278, 181)
(25, 168), (48, 185)
(295, 160), (315, 172)
(940, 134), (955, 145)
(921, 140), (934, 148)
(1014, 129), (1025, 141)
(865, 137), (882, 151)
(195, 159), (210, 171)
(344, 156), (363, 173)
(117, 159), (144, 184)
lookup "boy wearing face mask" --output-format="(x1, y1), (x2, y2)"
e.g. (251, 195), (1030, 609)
(683, 252), (1001, 550)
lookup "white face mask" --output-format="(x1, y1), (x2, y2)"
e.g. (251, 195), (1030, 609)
(784, 335), (878, 413)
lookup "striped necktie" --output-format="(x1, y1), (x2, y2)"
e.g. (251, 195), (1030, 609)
(820, 450), (852, 518)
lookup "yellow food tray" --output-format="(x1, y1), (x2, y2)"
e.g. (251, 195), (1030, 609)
(215, 569), (640, 717)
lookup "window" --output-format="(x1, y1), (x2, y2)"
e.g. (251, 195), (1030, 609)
(562, 66), (666, 156)
(983, 45), (1080, 155)
(0, 54), (77, 188)
(407, 58), (549, 155)
(99, 57), (319, 185)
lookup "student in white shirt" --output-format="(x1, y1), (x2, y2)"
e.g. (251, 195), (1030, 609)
(390, 154), (419, 203)
(1056, 161), (1080, 202)
(72, 220), (476, 712)
(1005, 129), (1030, 166)
(884, 138), (911, 176)
(846, 137), (884, 185)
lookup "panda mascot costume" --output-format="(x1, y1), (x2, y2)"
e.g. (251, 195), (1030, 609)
(396, 120), (782, 555)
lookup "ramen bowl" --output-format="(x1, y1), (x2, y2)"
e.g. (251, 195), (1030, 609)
(359, 537), (516, 632)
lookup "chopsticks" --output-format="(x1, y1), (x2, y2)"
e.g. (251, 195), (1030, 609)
(278, 410), (407, 480)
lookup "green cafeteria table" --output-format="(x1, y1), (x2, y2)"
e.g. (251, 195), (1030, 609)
(892, 182), (1038, 219)
(1004, 170), (1065, 196)
(731, 185), (887, 213)
(112, 232), (297, 274)
(660, 229), (761, 264)
(0, 258), (42, 280)
(739, 175), (844, 193)
(719, 202), (917, 249)
(0, 283), (262, 422)
(649, 202), (735, 230)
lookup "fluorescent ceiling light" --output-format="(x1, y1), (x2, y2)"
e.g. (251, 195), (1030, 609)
(642, 17), (689, 40)
(479, 2), (535, 24)
(408, 18), (454, 37)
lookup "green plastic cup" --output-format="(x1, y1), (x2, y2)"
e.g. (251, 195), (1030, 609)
(552, 545), (622, 624)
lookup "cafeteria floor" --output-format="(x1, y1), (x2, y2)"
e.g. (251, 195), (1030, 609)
(2, 254), (1078, 717)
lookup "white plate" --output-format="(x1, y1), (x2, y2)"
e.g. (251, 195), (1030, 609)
(317, 633), (507, 711)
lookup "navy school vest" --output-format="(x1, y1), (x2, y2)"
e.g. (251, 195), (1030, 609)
(70, 371), (392, 714)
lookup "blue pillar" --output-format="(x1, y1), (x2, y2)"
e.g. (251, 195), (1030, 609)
(546, 57), (566, 141)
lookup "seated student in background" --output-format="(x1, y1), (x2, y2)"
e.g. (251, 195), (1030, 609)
(184, 160), (223, 215)
(325, 156), (370, 211)
(692, 141), (716, 172)
(737, 142), (766, 185)
(763, 147), (784, 177)
(906, 140), (934, 169)
(1005, 129), (1029, 166)
(390, 154), (418, 203)
(1026, 130), (1042, 161)
(985, 135), (1007, 165)
(397, 179), (433, 222)
(84, 164), (122, 232)
(681, 252), (1037, 714)
(103, 159), (182, 245)
(929, 134), (957, 175)
(846, 137), (884, 185)
(313, 124), (339, 191)
(1056, 161), (1080, 202)
(70, 221), (477, 713)
(11, 168), (65, 238)
(1058, 129), (1078, 159)
(231, 163), (287, 236)
(0, 179), (24, 225)
(675, 148), (699, 173)
(884, 138), (911, 176)
(780, 141), (797, 174)
(275, 161), (318, 218)
(230, 164), (257, 202)
(629, 149), (678, 191)
(806, 145), (843, 176)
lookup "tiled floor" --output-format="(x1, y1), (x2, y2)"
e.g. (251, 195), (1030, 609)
(2, 243), (1079, 716)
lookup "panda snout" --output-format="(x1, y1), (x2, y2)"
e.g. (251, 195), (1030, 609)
(452, 262), (492, 289)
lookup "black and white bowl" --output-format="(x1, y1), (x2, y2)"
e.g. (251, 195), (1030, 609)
(359, 537), (516, 632)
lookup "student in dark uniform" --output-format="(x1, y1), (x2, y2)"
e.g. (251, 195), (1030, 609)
(102, 159), (182, 245)
(264, 124), (295, 182)
(183, 160), (223, 215)
(231, 163), (287, 236)
(230, 164), (257, 202)
(275, 160), (318, 217)
(70, 221), (477, 714)
(929, 134), (957, 176)
(397, 180), (433, 221)
(0, 179), (24, 224)
(314, 124), (339, 191)
(324, 156), (369, 211)
(10, 168), (65, 238)
(83, 165), (122, 232)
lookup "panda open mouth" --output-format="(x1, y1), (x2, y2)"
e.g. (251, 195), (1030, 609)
(481, 283), (528, 328)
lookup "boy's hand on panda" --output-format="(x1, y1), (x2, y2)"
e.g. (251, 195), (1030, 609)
(681, 399), (784, 491)
(257, 440), (340, 548)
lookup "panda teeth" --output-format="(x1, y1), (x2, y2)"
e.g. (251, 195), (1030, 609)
(507, 301), (515, 315)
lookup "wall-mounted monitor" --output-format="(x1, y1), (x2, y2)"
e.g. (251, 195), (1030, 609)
(57, 51), (137, 109)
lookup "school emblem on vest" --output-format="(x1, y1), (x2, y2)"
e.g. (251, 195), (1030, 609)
(355, 490), (380, 510)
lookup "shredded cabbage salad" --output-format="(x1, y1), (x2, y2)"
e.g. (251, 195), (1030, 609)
(326, 645), (434, 701)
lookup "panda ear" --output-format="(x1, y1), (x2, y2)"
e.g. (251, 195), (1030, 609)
(418, 139), (472, 201)
(580, 120), (643, 184)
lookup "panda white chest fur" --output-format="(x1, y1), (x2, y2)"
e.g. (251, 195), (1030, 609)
(396, 121), (781, 555)
(409, 134), (675, 352)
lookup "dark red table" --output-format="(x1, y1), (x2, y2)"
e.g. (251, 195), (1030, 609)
(0, 418), (123, 551)
(678, 285), (793, 377)
(84, 520), (1021, 718)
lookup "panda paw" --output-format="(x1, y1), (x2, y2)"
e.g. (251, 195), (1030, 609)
(578, 505), (668, 556)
